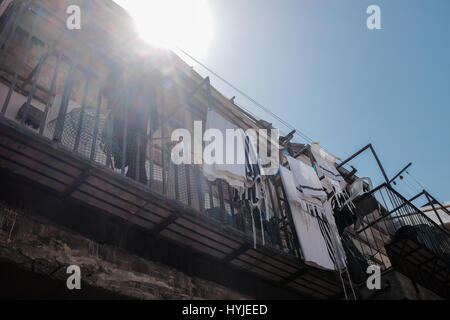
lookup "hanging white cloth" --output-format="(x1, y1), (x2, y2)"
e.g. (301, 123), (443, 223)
(280, 165), (336, 270)
(280, 166), (303, 207)
(203, 110), (247, 192)
(311, 144), (344, 183)
(290, 202), (336, 270)
(287, 156), (327, 201)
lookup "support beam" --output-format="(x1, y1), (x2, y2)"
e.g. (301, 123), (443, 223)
(151, 212), (182, 236)
(337, 144), (390, 184)
(279, 268), (308, 286)
(222, 243), (250, 264)
(409, 191), (425, 203)
(64, 167), (91, 197)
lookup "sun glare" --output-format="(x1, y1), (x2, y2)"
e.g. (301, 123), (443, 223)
(114, 0), (213, 58)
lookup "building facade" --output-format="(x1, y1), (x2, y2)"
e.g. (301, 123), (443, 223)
(0, 0), (448, 300)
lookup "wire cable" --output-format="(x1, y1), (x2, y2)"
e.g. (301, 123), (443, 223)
(406, 171), (427, 191)
(175, 47), (314, 144)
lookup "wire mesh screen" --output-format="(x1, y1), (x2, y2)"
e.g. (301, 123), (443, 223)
(46, 107), (110, 164)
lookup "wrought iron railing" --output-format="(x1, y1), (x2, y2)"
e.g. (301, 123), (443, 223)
(350, 183), (450, 272)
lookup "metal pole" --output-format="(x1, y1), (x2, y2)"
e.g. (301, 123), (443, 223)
(388, 162), (412, 185)
(424, 191), (447, 229)
(369, 145), (390, 184)
(337, 144), (390, 184)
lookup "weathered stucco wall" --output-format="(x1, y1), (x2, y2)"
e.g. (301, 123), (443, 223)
(0, 204), (250, 300)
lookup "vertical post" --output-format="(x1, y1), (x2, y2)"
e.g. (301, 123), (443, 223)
(1, 21), (35, 115)
(147, 106), (156, 189)
(208, 181), (214, 210)
(217, 180), (226, 224)
(279, 185), (302, 258)
(184, 162), (192, 206)
(21, 46), (48, 126)
(136, 128), (142, 182)
(105, 105), (115, 170)
(53, 60), (76, 142)
(140, 94), (151, 185)
(0, 3), (22, 48)
(40, 51), (62, 135)
(173, 120), (180, 200)
(160, 87), (168, 196)
(267, 179), (283, 247)
(121, 84), (129, 176)
(273, 182), (290, 250)
(0, 3), (23, 68)
(74, 72), (90, 152)
(90, 84), (103, 162)
(195, 166), (205, 212)
(181, 109), (193, 207)
(228, 184), (237, 227)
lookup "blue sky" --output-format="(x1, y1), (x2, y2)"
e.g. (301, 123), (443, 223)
(177, 0), (449, 203)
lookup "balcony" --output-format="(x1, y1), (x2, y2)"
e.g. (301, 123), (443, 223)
(0, 0), (350, 299)
(347, 183), (450, 298)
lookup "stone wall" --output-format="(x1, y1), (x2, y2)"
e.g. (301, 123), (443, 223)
(0, 204), (250, 300)
(358, 269), (443, 300)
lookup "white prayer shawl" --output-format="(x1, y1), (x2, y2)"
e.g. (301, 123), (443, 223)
(322, 176), (346, 199)
(280, 166), (336, 270)
(280, 166), (303, 207)
(245, 129), (263, 186)
(311, 145), (344, 183)
(203, 110), (247, 191)
(287, 156), (327, 201)
(312, 145), (349, 212)
(290, 202), (336, 270)
(244, 176), (267, 248)
(311, 144), (338, 164)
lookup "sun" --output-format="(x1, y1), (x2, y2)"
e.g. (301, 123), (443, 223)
(114, 0), (213, 59)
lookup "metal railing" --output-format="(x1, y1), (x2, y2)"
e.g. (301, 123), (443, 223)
(350, 183), (450, 271)
(0, 0), (299, 255)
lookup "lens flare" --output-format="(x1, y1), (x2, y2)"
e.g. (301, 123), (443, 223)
(114, 0), (213, 59)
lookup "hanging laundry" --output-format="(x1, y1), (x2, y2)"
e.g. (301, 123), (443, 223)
(311, 144), (344, 183)
(203, 109), (247, 191)
(291, 202), (336, 270)
(280, 165), (336, 270)
(240, 175), (269, 247)
(279, 166), (303, 207)
(287, 156), (327, 201)
(311, 144), (339, 164)
(244, 134), (261, 184)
